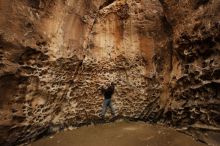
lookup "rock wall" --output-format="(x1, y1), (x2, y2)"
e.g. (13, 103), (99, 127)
(0, 0), (219, 145)
(160, 0), (220, 129)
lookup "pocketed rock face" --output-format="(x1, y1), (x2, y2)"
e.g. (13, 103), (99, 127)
(0, 0), (219, 145)
(160, 0), (220, 129)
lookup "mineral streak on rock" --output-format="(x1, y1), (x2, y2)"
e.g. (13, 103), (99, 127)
(0, 0), (219, 145)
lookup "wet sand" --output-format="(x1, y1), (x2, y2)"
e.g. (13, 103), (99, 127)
(29, 121), (206, 146)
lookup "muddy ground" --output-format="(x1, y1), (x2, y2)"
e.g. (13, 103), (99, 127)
(29, 121), (207, 146)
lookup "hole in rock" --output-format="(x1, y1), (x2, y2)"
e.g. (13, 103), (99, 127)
(194, 0), (209, 9)
(28, 0), (40, 9)
(99, 0), (116, 9)
(0, 74), (18, 108)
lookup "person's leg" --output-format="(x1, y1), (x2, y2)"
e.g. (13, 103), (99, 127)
(101, 99), (108, 118)
(109, 100), (116, 117)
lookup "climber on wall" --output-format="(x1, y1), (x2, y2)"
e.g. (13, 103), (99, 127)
(100, 82), (116, 119)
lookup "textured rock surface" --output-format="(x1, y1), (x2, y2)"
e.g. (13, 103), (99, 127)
(160, 0), (220, 128)
(0, 0), (219, 145)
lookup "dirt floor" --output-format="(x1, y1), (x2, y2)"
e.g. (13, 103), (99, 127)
(29, 121), (207, 146)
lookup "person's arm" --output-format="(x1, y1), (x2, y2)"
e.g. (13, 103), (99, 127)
(100, 86), (105, 94)
(110, 85), (115, 94)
